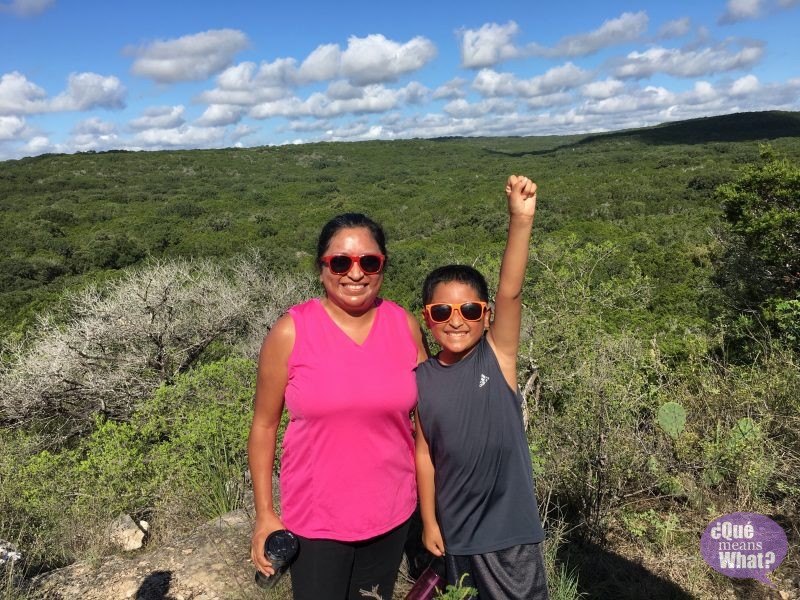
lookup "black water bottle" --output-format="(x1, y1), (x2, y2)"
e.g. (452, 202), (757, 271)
(254, 529), (299, 590)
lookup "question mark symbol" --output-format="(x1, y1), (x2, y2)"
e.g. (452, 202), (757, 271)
(765, 551), (776, 569)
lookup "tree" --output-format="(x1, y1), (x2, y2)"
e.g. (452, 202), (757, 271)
(715, 146), (800, 350)
(518, 237), (657, 533)
(0, 253), (315, 439)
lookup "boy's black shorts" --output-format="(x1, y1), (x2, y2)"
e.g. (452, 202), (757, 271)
(445, 541), (549, 599)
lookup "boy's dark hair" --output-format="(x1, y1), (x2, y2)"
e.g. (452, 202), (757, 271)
(316, 213), (387, 271)
(422, 264), (489, 305)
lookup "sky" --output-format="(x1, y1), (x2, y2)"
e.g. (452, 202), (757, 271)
(0, 0), (799, 160)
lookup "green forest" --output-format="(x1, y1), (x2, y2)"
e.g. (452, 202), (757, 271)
(1, 110), (798, 599)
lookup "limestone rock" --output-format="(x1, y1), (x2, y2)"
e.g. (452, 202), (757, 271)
(29, 509), (269, 600)
(107, 514), (146, 552)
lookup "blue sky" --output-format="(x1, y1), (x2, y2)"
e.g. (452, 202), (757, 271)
(1, 0), (798, 160)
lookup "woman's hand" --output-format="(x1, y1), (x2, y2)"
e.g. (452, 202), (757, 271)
(250, 513), (286, 576)
(422, 522), (446, 557)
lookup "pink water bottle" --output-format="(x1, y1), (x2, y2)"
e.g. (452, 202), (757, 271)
(404, 563), (445, 600)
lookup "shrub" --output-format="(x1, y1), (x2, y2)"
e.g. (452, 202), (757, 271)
(0, 254), (313, 439)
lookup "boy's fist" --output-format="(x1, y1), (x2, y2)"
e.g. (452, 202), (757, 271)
(505, 175), (537, 217)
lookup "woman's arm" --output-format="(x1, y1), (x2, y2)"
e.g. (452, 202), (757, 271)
(406, 310), (431, 364)
(248, 313), (295, 576)
(415, 410), (445, 556)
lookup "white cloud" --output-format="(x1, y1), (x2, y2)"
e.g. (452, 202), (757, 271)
(216, 62), (259, 90)
(298, 44), (341, 83)
(657, 17), (692, 39)
(581, 78), (626, 99)
(516, 63), (592, 97)
(471, 70), (517, 97)
(0, 115), (27, 139)
(0, 71), (125, 114)
(0, 71), (47, 114)
(720, 0), (763, 23)
(473, 63), (592, 99)
(0, 0), (54, 16)
(340, 34), (436, 85)
(459, 21), (522, 69)
(132, 125), (227, 149)
(196, 104), (244, 127)
(50, 73), (126, 111)
(231, 123), (257, 144)
(582, 85), (676, 115)
(613, 41), (764, 78)
(443, 97), (516, 118)
(250, 85), (402, 119)
(730, 74), (759, 95)
(197, 61), (291, 106)
(325, 80), (364, 101)
(460, 13), (649, 68)
(22, 135), (54, 155)
(432, 79), (468, 100)
(129, 106), (186, 131)
(197, 33), (433, 113)
(252, 58), (300, 88)
(685, 81), (720, 104)
(402, 81), (429, 105)
(528, 92), (577, 109)
(323, 119), (378, 141)
(283, 118), (333, 133)
(69, 117), (119, 152)
(71, 117), (116, 135)
(308, 85), (401, 116)
(128, 29), (249, 84)
(249, 97), (308, 119)
(547, 11), (649, 57)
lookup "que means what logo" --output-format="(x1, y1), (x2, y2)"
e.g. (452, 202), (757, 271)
(700, 512), (788, 588)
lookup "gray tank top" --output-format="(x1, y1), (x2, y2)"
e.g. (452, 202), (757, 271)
(416, 335), (545, 555)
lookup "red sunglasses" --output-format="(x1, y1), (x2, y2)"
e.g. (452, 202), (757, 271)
(320, 254), (385, 275)
(425, 301), (488, 323)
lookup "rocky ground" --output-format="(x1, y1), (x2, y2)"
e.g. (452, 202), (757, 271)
(26, 509), (282, 600)
(22, 508), (419, 600)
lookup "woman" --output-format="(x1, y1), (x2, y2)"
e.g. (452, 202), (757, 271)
(249, 213), (427, 600)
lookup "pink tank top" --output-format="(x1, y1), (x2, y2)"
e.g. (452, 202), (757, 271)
(280, 298), (418, 540)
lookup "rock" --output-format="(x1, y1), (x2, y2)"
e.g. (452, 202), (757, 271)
(28, 509), (269, 600)
(24, 506), (422, 599)
(0, 539), (23, 565)
(107, 514), (146, 552)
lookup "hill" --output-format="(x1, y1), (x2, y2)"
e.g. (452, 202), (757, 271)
(1, 109), (799, 599)
(2, 110), (799, 347)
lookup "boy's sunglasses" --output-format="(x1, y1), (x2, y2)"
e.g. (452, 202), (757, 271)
(320, 254), (385, 275)
(425, 301), (488, 323)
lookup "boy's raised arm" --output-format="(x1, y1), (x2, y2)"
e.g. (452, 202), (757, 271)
(487, 175), (537, 388)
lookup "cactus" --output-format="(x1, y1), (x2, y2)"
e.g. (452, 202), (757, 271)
(657, 401), (686, 439)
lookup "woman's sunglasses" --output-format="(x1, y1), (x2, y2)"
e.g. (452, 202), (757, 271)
(425, 301), (488, 323)
(320, 254), (385, 275)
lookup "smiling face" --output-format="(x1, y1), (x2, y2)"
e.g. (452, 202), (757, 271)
(424, 280), (490, 364)
(319, 226), (384, 315)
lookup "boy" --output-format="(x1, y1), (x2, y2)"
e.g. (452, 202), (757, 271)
(415, 175), (548, 599)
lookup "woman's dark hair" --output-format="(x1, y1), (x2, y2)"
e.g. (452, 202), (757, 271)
(316, 213), (387, 271)
(422, 265), (489, 305)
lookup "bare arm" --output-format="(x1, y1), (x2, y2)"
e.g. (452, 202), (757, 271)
(248, 313), (295, 576)
(414, 409), (445, 556)
(406, 310), (431, 364)
(487, 175), (537, 389)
